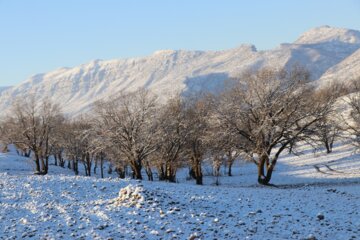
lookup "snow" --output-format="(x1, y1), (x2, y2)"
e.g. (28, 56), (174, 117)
(1, 140), (360, 239)
(0, 26), (359, 116)
(1, 25), (360, 239)
(153, 49), (179, 55)
(111, 184), (146, 208)
(319, 48), (360, 86)
(295, 25), (360, 45)
(207, 141), (360, 187)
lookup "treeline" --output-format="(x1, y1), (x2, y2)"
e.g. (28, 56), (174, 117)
(1, 67), (360, 185)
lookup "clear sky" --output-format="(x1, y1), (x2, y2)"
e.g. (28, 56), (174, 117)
(1, 0), (360, 86)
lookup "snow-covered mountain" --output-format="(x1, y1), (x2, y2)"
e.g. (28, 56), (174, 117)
(1, 26), (360, 115)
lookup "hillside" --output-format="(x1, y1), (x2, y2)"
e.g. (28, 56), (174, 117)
(0, 26), (360, 116)
(319, 48), (360, 85)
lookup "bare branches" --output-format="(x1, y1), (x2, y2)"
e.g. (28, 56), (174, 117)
(0, 68), (347, 184)
(213, 67), (337, 184)
(341, 77), (360, 151)
(1, 94), (63, 174)
(93, 89), (159, 180)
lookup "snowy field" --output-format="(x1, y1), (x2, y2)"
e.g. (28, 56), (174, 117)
(0, 142), (360, 240)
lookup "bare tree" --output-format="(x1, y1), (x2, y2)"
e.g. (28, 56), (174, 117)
(62, 117), (94, 176)
(308, 83), (346, 153)
(183, 95), (211, 185)
(47, 115), (67, 167)
(150, 95), (187, 182)
(106, 146), (128, 178)
(94, 89), (159, 180)
(91, 109), (129, 178)
(343, 77), (360, 150)
(207, 94), (245, 176)
(90, 115), (116, 179)
(215, 67), (335, 185)
(2, 95), (63, 174)
(41, 109), (66, 172)
(0, 121), (11, 153)
(208, 131), (242, 177)
(311, 118), (342, 153)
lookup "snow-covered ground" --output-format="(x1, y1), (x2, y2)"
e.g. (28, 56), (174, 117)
(200, 140), (360, 187)
(0, 141), (359, 239)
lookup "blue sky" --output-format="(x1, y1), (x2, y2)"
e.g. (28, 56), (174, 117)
(1, 0), (360, 86)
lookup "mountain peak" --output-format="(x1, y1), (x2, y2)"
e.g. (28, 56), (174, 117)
(295, 26), (360, 45)
(153, 49), (178, 55)
(230, 44), (257, 52)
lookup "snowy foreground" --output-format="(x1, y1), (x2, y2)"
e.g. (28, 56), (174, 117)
(1, 143), (360, 240)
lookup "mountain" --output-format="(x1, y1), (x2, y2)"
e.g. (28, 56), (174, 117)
(1, 26), (360, 116)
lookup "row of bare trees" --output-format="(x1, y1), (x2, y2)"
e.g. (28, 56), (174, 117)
(0, 95), (63, 174)
(1, 67), (359, 184)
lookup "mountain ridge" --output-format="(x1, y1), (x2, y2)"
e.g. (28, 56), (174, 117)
(1, 26), (360, 116)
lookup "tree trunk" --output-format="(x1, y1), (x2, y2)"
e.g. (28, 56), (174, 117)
(25, 149), (31, 158)
(42, 136), (49, 174)
(167, 165), (176, 183)
(228, 161), (233, 176)
(325, 141), (332, 154)
(213, 156), (221, 178)
(73, 158), (79, 175)
(189, 167), (196, 179)
(86, 153), (91, 176)
(265, 164), (275, 183)
(257, 154), (268, 185)
(192, 157), (203, 185)
(146, 167), (153, 181)
(54, 154), (58, 166)
(115, 166), (125, 179)
(168, 174), (176, 183)
(158, 165), (165, 181)
(195, 167), (202, 185)
(82, 155), (88, 176)
(34, 153), (41, 173)
(83, 163), (88, 176)
(58, 153), (65, 167)
(257, 154), (277, 185)
(100, 153), (104, 179)
(40, 156), (47, 175)
(93, 159), (98, 174)
(108, 164), (113, 174)
(131, 160), (142, 180)
(226, 151), (235, 177)
(45, 156), (49, 174)
(82, 153), (92, 177)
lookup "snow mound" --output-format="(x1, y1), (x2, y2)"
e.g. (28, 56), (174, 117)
(111, 184), (146, 208)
